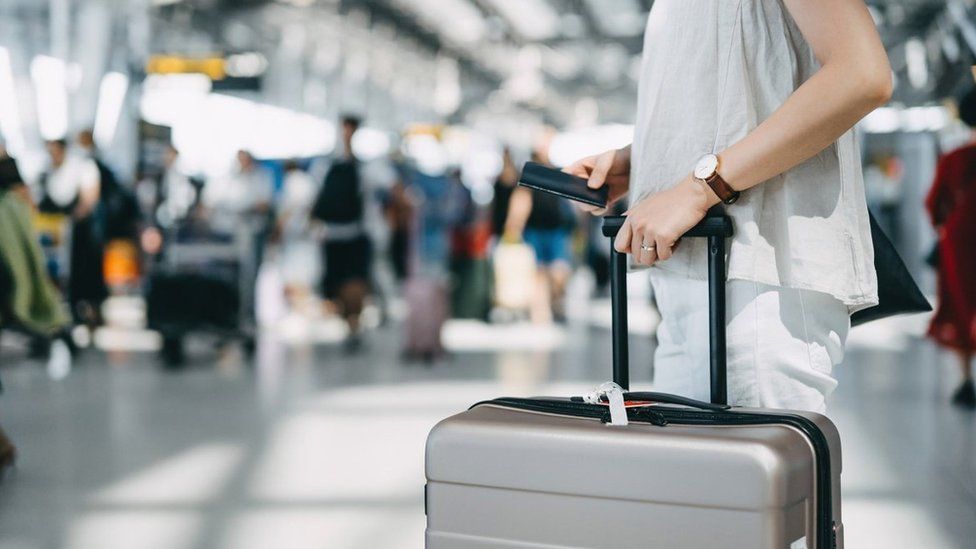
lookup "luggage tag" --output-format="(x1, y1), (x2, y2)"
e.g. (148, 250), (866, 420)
(583, 382), (629, 426)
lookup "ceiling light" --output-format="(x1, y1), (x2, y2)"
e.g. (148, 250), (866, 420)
(30, 55), (69, 140)
(0, 47), (25, 156)
(584, 0), (646, 38)
(391, 0), (486, 46)
(905, 38), (928, 90)
(93, 72), (129, 149)
(482, 0), (560, 41)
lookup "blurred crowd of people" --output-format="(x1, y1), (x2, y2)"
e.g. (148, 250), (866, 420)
(0, 116), (617, 371)
(4, 92), (976, 476)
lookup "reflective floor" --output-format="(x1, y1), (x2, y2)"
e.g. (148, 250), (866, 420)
(0, 299), (973, 549)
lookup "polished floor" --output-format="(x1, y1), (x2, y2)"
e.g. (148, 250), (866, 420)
(0, 298), (973, 548)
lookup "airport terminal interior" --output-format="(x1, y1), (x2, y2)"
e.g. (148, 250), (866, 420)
(0, 0), (975, 548)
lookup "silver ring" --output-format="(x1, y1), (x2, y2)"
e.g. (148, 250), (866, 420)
(640, 244), (656, 252)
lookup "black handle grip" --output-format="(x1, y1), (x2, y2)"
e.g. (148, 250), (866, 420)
(601, 215), (733, 239)
(603, 213), (733, 405)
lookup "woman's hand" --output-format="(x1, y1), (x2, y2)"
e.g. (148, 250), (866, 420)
(616, 174), (720, 266)
(562, 145), (631, 215)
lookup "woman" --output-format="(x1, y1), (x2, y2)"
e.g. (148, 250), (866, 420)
(566, 0), (891, 412)
(0, 143), (69, 476)
(926, 89), (976, 409)
(39, 139), (106, 328)
(506, 150), (576, 324)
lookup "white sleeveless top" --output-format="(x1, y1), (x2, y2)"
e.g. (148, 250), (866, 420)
(631, 0), (878, 312)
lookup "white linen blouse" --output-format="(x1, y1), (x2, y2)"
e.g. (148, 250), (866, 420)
(630, 0), (878, 312)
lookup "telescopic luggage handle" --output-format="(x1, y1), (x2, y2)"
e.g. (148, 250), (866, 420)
(602, 214), (734, 405)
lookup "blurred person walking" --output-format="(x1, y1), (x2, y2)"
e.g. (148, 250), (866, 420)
(76, 130), (141, 243)
(276, 160), (320, 311)
(204, 150), (274, 233)
(38, 139), (106, 329)
(398, 157), (461, 363)
(490, 148), (518, 239)
(505, 150), (575, 324)
(565, 0), (891, 412)
(155, 145), (197, 226)
(311, 116), (372, 352)
(1, 142), (73, 473)
(386, 173), (414, 283)
(926, 88), (976, 409)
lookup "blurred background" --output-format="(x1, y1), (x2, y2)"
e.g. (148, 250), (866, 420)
(0, 0), (974, 548)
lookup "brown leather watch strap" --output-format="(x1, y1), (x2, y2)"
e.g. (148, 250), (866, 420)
(704, 172), (740, 205)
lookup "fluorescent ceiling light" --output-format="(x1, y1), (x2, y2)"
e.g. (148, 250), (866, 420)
(585, 0), (646, 38)
(0, 47), (26, 155)
(905, 38), (928, 90)
(482, 0), (560, 41)
(93, 72), (129, 149)
(391, 0), (486, 46)
(30, 55), (69, 140)
(548, 124), (634, 168)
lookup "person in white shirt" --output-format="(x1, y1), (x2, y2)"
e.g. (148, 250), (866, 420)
(276, 160), (320, 308)
(203, 150), (274, 233)
(157, 145), (196, 225)
(566, 0), (891, 413)
(40, 139), (106, 326)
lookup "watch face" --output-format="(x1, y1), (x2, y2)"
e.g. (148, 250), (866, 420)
(694, 154), (719, 180)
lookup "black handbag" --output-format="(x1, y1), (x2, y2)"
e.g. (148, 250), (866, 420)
(850, 211), (931, 326)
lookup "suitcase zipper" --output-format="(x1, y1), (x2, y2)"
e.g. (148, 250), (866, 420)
(473, 399), (835, 549)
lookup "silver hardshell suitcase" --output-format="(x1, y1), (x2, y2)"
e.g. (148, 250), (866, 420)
(425, 215), (843, 549)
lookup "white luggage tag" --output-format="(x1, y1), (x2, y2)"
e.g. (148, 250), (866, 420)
(584, 382), (628, 426)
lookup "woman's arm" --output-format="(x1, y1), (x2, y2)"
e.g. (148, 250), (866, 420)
(925, 154), (956, 228)
(73, 161), (101, 220)
(503, 187), (533, 241)
(620, 0), (892, 264)
(719, 0), (892, 190)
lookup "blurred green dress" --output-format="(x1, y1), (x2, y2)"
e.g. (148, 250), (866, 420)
(0, 186), (68, 336)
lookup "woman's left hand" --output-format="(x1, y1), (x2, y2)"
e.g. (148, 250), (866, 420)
(616, 174), (720, 266)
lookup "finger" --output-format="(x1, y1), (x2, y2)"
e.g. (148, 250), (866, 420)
(587, 151), (614, 189)
(656, 235), (674, 262)
(614, 217), (633, 253)
(562, 161), (590, 179)
(577, 202), (605, 216)
(632, 227), (645, 264)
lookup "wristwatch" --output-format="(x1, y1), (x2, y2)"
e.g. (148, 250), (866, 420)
(694, 154), (740, 205)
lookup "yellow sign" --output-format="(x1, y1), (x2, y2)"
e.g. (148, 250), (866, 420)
(146, 55), (226, 80)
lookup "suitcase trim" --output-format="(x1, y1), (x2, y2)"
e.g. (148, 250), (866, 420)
(471, 398), (837, 549)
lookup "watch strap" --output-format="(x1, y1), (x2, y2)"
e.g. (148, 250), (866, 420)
(704, 172), (740, 205)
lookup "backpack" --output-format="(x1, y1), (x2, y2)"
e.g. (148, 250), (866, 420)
(312, 160), (363, 223)
(95, 159), (142, 240)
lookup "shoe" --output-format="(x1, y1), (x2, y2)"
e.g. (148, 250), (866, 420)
(951, 379), (976, 409)
(46, 339), (72, 381)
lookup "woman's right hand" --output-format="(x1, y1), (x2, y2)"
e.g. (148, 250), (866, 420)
(562, 145), (632, 215)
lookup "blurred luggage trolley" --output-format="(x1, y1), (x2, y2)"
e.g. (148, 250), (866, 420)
(146, 217), (260, 365)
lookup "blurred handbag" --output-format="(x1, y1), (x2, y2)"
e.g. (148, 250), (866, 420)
(850, 211), (931, 326)
(492, 241), (536, 310)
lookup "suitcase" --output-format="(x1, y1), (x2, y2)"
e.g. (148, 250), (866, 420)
(425, 215), (843, 549)
(402, 275), (449, 359)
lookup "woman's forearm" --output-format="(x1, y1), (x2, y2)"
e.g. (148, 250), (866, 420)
(719, 0), (891, 192)
(720, 62), (890, 191)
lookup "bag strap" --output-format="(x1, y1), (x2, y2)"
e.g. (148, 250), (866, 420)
(601, 213), (733, 405)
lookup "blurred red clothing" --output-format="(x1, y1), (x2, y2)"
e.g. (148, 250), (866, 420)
(926, 144), (976, 352)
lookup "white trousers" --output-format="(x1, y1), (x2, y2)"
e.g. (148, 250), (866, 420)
(649, 270), (850, 413)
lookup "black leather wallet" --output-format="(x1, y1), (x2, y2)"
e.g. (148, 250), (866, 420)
(518, 162), (609, 208)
